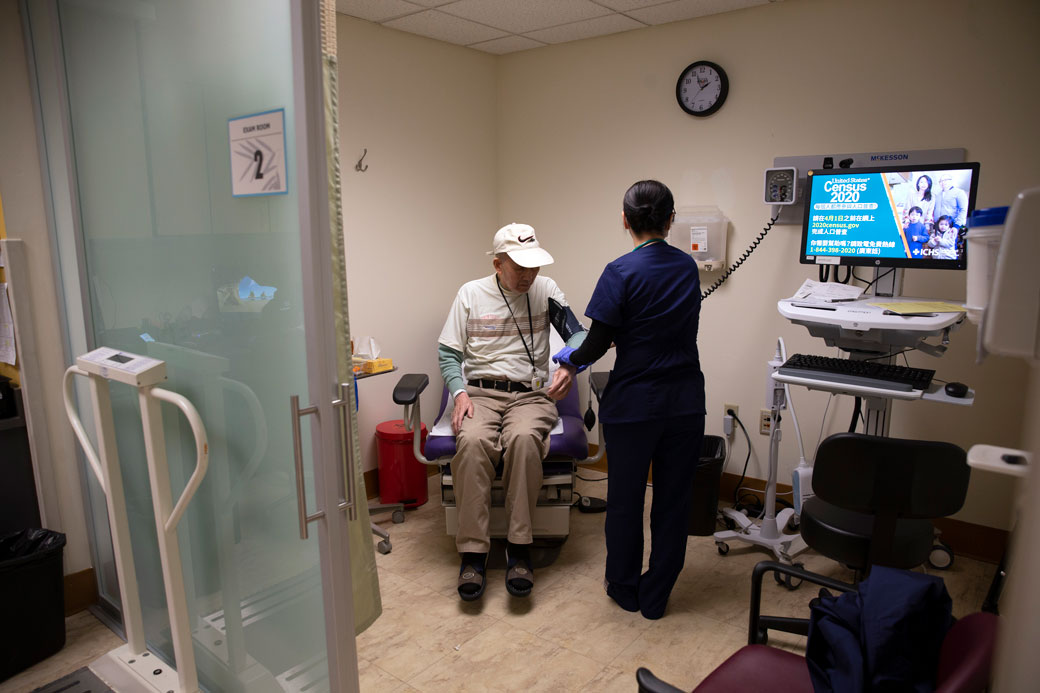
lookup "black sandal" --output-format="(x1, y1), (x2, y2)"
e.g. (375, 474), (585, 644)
(458, 553), (488, 602)
(505, 548), (534, 598)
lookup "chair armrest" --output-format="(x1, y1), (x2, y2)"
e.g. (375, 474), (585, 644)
(636, 667), (686, 693)
(589, 371), (609, 402)
(393, 373), (429, 405)
(749, 560), (857, 645)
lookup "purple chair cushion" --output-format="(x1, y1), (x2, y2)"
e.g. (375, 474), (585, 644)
(690, 613), (997, 693)
(693, 645), (812, 693)
(424, 381), (589, 464)
(935, 612), (998, 693)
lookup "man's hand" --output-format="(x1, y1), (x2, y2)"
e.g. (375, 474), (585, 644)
(546, 365), (576, 401)
(452, 391), (474, 434)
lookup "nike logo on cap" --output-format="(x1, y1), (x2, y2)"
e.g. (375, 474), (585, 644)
(518, 235), (534, 243)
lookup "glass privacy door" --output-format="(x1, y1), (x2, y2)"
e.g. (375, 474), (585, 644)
(24, 1), (360, 690)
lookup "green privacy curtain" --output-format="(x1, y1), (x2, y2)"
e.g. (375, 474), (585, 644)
(321, 1), (381, 634)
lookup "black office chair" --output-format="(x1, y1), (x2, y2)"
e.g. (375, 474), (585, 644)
(753, 432), (971, 642)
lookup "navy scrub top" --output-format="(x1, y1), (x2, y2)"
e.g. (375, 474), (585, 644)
(585, 240), (706, 424)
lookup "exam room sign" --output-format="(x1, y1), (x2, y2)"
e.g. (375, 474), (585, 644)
(228, 108), (288, 197)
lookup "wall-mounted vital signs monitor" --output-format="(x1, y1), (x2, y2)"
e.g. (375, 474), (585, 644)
(800, 162), (980, 270)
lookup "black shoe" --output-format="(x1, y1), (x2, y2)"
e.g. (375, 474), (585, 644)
(458, 552), (488, 602)
(505, 544), (533, 598)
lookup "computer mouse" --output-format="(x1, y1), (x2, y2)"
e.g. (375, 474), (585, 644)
(945, 381), (969, 398)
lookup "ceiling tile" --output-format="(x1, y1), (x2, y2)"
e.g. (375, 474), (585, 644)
(441, 0), (611, 34)
(525, 13), (646, 44)
(384, 9), (508, 45)
(335, 0), (426, 23)
(589, 0), (679, 10)
(469, 35), (547, 55)
(627, 0), (768, 25)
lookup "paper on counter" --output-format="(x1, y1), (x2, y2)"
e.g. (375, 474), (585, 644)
(789, 279), (865, 302)
(868, 301), (966, 314)
(0, 283), (16, 365)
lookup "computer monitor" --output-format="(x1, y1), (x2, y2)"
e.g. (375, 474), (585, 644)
(800, 162), (980, 270)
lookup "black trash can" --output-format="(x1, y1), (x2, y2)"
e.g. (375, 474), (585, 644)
(0, 375), (16, 420)
(688, 435), (727, 536)
(0, 529), (67, 682)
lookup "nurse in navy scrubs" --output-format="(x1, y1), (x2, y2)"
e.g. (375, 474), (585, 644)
(548, 179), (706, 620)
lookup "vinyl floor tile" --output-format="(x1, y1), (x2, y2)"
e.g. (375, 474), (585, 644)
(405, 620), (603, 693)
(14, 470), (995, 693)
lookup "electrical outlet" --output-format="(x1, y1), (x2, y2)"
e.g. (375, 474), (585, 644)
(723, 403), (738, 435)
(759, 409), (772, 435)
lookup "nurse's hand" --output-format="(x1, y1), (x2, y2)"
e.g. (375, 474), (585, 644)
(452, 392), (474, 434)
(546, 365), (576, 401)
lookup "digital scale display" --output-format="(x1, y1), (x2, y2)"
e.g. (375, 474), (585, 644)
(77, 347), (167, 387)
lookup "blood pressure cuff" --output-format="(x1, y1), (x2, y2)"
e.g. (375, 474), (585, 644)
(548, 297), (586, 343)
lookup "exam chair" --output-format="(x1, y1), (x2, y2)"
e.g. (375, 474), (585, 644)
(391, 370), (607, 544)
(635, 609), (998, 692)
(755, 432), (971, 641)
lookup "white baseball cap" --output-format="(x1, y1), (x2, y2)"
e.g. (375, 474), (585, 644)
(489, 223), (554, 268)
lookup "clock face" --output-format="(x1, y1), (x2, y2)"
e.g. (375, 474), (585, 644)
(676, 61), (729, 117)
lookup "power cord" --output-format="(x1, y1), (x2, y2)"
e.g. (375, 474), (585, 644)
(814, 393), (835, 458)
(701, 212), (780, 300)
(857, 267), (895, 292)
(860, 347), (919, 361)
(735, 489), (793, 519)
(728, 409), (753, 506)
(849, 397), (862, 433)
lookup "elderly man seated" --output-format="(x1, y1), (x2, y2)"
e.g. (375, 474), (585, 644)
(437, 223), (587, 601)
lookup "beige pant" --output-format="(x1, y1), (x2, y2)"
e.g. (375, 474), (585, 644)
(451, 386), (557, 553)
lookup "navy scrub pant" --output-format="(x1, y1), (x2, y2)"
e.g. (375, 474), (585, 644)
(602, 414), (705, 619)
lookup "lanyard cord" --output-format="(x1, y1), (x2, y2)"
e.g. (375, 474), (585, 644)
(496, 276), (536, 371)
(633, 237), (666, 251)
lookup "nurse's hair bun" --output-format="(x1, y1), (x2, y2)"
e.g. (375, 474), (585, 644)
(623, 180), (674, 235)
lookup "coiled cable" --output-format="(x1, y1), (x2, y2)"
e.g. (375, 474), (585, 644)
(701, 211), (780, 300)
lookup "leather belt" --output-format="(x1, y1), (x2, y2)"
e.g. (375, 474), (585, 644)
(468, 378), (532, 393)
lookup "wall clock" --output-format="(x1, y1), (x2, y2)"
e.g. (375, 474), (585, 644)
(676, 60), (729, 117)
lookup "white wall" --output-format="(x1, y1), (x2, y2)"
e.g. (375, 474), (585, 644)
(496, 0), (1040, 530)
(994, 362), (1040, 688)
(339, 0), (1039, 530)
(337, 16), (498, 472)
(0, 0), (91, 573)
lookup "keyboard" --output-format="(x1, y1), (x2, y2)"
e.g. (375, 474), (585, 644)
(778, 353), (935, 392)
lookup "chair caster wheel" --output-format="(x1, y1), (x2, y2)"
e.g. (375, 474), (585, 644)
(786, 515), (800, 532)
(774, 564), (804, 590)
(721, 515), (736, 531)
(716, 542), (729, 556)
(928, 542), (954, 570)
(377, 540), (391, 554)
(392, 510), (405, 524)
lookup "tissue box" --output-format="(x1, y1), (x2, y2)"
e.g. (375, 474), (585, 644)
(352, 357), (394, 375)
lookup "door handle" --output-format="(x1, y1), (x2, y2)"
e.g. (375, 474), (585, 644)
(333, 382), (356, 521)
(290, 395), (324, 539)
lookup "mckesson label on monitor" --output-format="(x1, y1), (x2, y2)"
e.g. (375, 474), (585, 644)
(77, 347), (167, 388)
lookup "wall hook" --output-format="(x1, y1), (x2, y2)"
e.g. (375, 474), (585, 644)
(355, 148), (368, 172)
